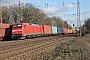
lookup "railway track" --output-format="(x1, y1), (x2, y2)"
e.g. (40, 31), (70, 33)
(0, 37), (56, 51)
(0, 36), (75, 60)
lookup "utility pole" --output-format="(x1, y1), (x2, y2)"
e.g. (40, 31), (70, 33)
(84, 15), (86, 34)
(77, 0), (80, 28)
(63, 2), (65, 28)
(77, 0), (81, 36)
(45, 3), (48, 8)
(0, 0), (2, 23)
(51, 14), (53, 26)
(18, 0), (21, 22)
(19, 0), (20, 9)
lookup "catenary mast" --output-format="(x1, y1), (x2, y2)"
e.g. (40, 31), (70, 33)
(0, 0), (2, 23)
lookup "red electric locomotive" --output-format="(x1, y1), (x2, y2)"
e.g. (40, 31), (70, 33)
(12, 22), (43, 39)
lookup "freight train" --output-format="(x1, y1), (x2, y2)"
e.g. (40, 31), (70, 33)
(11, 22), (77, 39)
(0, 22), (77, 40)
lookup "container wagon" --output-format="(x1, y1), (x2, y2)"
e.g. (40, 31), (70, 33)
(57, 27), (62, 35)
(0, 23), (11, 40)
(67, 29), (72, 34)
(42, 25), (52, 36)
(51, 26), (58, 35)
(73, 30), (77, 34)
(62, 28), (68, 35)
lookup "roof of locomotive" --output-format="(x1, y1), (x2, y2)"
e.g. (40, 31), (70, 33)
(12, 22), (29, 25)
(12, 22), (41, 26)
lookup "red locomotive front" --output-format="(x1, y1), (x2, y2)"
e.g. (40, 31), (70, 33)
(12, 23), (23, 39)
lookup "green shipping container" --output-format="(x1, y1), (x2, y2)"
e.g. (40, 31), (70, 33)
(51, 26), (57, 34)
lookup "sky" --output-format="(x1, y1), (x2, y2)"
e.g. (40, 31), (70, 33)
(1, 0), (90, 27)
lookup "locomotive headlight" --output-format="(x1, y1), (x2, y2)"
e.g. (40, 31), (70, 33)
(18, 30), (22, 31)
(12, 30), (22, 32)
(12, 30), (15, 32)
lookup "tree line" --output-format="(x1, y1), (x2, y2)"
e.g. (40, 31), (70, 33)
(2, 3), (72, 29)
(82, 18), (90, 33)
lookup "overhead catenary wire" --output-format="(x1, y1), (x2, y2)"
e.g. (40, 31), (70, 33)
(39, 0), (67, 15)
(40, 0), (56, 8)
(40, 0), (55, 4)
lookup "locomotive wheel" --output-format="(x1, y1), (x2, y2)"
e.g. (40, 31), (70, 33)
(20, 37), (26, 40)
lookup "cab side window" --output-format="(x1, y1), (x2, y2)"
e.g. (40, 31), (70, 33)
(24, 25), (26, 28)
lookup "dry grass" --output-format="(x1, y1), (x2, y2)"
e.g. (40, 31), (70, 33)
(35, 34), (90, 60)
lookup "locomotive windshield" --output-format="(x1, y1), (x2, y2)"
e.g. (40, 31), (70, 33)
(12, 24), (22, 28)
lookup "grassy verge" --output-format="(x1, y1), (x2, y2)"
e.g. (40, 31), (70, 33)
(35, 36), (90, 60)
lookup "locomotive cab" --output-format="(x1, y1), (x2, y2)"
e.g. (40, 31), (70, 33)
(11, 23), (23, 39)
